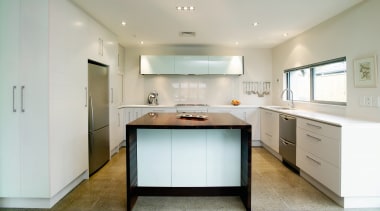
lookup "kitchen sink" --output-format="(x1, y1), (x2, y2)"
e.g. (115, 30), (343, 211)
(267, 106), (294, 110)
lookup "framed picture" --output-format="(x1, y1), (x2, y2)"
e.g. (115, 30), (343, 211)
(354, 55), (377, 88)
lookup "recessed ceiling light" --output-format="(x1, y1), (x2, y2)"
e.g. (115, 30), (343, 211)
(253, 22), (259, 27)
(235, 41), (239, 45)
(121, 21), (126, 26)
(140, 41), (144, 44)
(176, 6), (195, 11)
(283, 33), (288, 37)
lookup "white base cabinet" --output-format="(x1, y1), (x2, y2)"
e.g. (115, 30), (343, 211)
(296, 117), (380, 208)
(136, 129), (241, 187)
(260, 109), (279, 153)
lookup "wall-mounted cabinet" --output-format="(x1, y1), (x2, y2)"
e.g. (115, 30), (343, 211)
(209, 56), (243, 75)
(174, 55), (209, 74)
(140, 55), (243, 75)
(140, 55), (175, 74)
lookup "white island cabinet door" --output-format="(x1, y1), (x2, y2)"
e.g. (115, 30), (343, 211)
(207, 129), (241, 186)
(174, 56), (209, 74)
(137, 129), (172, 186)
(172, 129), (207, 186)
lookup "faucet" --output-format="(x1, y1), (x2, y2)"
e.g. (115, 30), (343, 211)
(280, 88), (294, 109)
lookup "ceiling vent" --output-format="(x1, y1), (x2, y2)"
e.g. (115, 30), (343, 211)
(179, 32), (196, 37)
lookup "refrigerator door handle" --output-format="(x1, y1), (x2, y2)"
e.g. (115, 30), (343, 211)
(89, 96), (95, 132)
(13, 86), (17, 112)
(21, 85), (25, 112)
(89, 96), (95, 152)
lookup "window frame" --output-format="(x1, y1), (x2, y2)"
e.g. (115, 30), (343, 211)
(284, 57), (347, 106)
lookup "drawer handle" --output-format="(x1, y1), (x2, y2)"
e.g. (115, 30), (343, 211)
(265, 132), (272, 137)
(306, 155), (321, 166)
(306, 123), (322, 129)
(306, 134), (321, 142)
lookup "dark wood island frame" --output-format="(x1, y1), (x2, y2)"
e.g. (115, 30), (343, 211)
(126, 113), (251, 211)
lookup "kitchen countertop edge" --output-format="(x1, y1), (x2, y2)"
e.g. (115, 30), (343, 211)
(260, 106), (380, 127)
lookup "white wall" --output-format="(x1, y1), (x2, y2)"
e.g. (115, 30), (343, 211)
(123, 46), (272, 106)
(272, 0), (380, 121)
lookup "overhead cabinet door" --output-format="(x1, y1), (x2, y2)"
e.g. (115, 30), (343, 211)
(140, 55), (175, 74)
(174, 56), (209, 74)
(140, 55), (243, 75)
(209, 56), (243, 75)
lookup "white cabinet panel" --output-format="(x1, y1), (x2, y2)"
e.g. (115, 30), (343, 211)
(140, 55), (243, 75)
(172, 129), (207, 187)
(297, 118), (341, 140)
(140, 55), (175, 74)
(207, 129), (241, 186)
(0, 0), (21, 197)
(141, 107), (176, 115)
(297, 148), (341, 195)
(297, 128), (340, 167)
(174, 56), (209, 74)
(260, 109), (279, 153)
(0, 0), (122, 206)
(137, 129), (172, 186)
(209, 56), (243, 75)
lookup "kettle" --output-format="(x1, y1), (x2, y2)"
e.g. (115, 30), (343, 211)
(147, 91), (159, 105)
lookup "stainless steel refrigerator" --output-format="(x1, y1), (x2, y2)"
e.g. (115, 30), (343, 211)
(88, 60), (110, 175)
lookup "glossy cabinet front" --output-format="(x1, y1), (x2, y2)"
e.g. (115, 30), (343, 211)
(140, 55), (243, 75)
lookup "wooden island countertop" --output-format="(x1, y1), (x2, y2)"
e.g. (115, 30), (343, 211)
(126, 112), (251, 211)
(127, 112), (251, 129)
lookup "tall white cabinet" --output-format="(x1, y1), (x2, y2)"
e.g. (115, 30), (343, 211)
(0, 0), (50, 198)
(0, 0), (120, 208)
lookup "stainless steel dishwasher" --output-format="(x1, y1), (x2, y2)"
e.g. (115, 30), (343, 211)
(279, 114), (299, 172)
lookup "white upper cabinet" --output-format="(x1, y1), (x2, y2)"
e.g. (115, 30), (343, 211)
(209, 56), (243, 75)
(174, 55), (209, 74)
(140, 55), (243, 75)
(140, 55), (175, 74)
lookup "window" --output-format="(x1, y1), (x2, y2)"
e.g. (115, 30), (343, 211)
(284, 57), (346, 105)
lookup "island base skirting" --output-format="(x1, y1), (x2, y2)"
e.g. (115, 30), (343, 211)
(129, 186), (249, 211)
(135, 186), (243, 196)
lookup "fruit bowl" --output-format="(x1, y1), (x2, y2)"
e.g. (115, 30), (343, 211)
(231, 99), (240, 106)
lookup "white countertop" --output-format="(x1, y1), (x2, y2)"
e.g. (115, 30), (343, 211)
(118, 104), (260, 109)
(261, 106), (380, 127)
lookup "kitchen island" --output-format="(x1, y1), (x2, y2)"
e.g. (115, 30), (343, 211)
(126, 112), (251, 211)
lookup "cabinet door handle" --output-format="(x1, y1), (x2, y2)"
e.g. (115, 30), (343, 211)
(118, 112), (121, 126)
(265, 132), (272, 137)
(13, 86), (17, 112)
(21, 85), (25, 112)
(85, 87), (88, 107)
(306, 123), (322, 129)
(306, 134), (321, 142)
(306, 155), (321, 166)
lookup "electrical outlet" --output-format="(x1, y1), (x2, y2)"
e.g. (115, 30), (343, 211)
(360, 96), (372, 106)
(364, 96), (373, 106)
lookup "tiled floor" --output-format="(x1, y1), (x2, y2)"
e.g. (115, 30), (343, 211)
(2, 147), (379, 211)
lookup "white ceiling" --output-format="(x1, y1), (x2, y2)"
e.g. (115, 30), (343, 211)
(71, 0), (362, 48)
